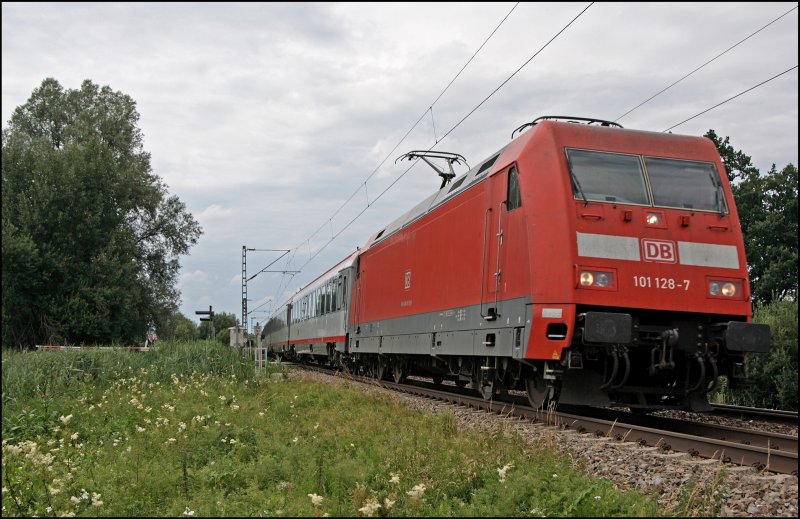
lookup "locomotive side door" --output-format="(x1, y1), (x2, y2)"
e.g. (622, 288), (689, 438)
(483, 165), (518, 319)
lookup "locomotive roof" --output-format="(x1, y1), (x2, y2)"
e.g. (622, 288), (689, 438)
(363, 119), (719, 250)
(365, 146), (507, 248)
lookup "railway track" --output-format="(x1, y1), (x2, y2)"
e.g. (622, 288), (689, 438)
(710, 403), (798, 426)
(289, 362), (798, 475)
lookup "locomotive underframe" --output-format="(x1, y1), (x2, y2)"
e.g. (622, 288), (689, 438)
(556, 306), (769, 411)
(272, 302), (768, 412)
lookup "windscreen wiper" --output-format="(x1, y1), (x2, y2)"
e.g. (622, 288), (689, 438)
(708, 171), (726, 216)
(566, 155), (589, 206)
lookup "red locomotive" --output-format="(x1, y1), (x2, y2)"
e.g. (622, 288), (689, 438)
(264, 116), (770, 412)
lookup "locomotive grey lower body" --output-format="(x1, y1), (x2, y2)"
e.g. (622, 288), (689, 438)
(267, 300), (769, 412)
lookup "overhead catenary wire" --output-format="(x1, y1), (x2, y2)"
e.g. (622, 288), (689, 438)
(663, 65), (798, 133)
(616, 4), (798, 122)
(291, 2), (595, 276)
(293, 2), (520, 253)
(262, 2), (523, 308)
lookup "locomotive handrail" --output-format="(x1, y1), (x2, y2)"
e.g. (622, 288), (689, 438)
(511, 116), (623, 139)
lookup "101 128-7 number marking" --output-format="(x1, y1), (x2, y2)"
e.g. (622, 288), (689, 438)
(633, 276), (690, 290)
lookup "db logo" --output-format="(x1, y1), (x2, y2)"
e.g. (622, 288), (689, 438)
(404, 270), (412, 290)
(642, 239), (677, 263)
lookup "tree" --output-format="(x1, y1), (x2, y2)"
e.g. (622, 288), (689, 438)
(724, 300), (798, 411)
(172, 313), (199, 342)
(2, 78), (202, 347)
(198, 312), (238, 343)
(705, 130), (798, 304)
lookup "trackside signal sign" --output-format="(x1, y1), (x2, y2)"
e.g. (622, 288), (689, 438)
(196, 305), (214, 322)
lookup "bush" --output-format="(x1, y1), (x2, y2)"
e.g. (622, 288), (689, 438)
(721, 300), (798, 410)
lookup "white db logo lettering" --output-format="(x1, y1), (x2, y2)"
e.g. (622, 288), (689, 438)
(642, 239), (677, 263)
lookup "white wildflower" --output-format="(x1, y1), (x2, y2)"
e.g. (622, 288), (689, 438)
(59, 415), (73, 425)
(497, 461), (514, 483)
(182, 506), (195, 516)
(407, 483), (426, 500)
(358, 499), (381, 517)
(308, 493), (324, 507)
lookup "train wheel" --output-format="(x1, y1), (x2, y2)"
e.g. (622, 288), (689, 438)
(376, 356), (388, 381)
(477, 369), (502, 401)
(392, 360), (405, 383)
(432, 374), (443, 385)
(478, 380), (493, 400)
(454, 379), (467, 389)
(525, 374), (552, 409)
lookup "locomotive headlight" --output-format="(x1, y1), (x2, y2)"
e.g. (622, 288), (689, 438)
(707, 279), (743, 299)
(578, 269), (615, 290)
(645, 212), (664, 226)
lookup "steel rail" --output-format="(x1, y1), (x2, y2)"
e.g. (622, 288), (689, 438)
(710, 403), (799, 426)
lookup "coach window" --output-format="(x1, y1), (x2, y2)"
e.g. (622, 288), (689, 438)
(326, 281), (332, 314)
(506, 167), (522, 211)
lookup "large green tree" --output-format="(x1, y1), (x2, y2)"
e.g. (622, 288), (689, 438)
(705, 130), (798, 304)
(2, 78), (202, 347)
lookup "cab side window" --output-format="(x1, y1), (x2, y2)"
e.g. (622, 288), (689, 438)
(506, 167), (522, 211)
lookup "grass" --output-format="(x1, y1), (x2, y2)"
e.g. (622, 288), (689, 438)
(2, 341), (669, 517)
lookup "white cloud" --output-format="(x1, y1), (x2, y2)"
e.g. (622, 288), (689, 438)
(2, 2), (797, 322)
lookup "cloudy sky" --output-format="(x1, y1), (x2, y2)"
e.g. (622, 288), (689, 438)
(3, 2), (798, 329)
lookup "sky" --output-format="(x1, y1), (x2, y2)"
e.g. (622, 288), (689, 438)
(3, 2), (798, 330)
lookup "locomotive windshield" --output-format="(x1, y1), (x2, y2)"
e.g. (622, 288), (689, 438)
(567, 149), (727, 213)
(566, 149), (649, 204)
(644, 157), (727, 213)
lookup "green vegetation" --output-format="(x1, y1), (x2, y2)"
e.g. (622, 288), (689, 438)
(704, 131), (798, 411)
(2, 342), (667, 517)
(713, 300), (798, 411)
(706, 130), (798, 305)
(2, 78), (202, 348)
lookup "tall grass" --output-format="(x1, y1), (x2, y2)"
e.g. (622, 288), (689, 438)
(2, 343), (663, 517)
(2, 341), (254, 400)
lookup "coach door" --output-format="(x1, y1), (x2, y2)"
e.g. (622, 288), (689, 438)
(286, 303), (292, 349)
